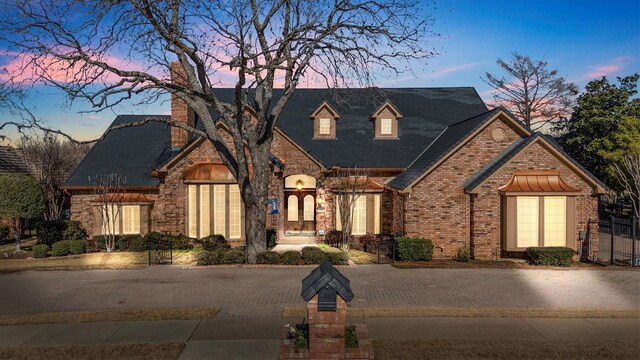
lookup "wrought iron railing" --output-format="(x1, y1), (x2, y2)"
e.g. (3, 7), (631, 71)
(147, 238), (173, 265)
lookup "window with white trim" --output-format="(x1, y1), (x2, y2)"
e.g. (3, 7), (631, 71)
(188, 184), (243, 239)
(380, 118), (392, 135)
(319, 118), (331, 135)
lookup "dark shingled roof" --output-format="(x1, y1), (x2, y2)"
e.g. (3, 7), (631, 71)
(210, 88), (488, 168)
(65, 115), (172, 187)
(0, 146), (28, 175)
(301, 260), (354, 303)
(463, 133), (607, 192)
(387, 108), (504, 190)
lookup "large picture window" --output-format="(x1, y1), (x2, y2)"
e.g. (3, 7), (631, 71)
(335, 193), (381, 235)
(188, 184), (243, 239)
(101, 204), (140, 235)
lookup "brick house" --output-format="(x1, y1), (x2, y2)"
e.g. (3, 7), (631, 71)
(64, 71), (606, 259)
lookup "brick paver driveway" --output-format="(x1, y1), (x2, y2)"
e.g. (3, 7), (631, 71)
(1, 266), (638, 318)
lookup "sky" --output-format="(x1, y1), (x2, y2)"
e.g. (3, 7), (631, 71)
(1, 0), (639, 144)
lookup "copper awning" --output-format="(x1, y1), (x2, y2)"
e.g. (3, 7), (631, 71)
(182, 163), (248, 182)
(499, 171), (580, 193)
(90, 193), (153, 204)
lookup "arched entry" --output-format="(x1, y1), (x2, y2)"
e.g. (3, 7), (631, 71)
(284, 174), (317, 234)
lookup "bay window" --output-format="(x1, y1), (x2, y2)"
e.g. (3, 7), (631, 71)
(188, 184), (243, 239)
(507, 195), (573, 250)
(335, 193), (382, 235)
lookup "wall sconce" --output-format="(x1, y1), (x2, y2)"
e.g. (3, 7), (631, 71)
(296, 180), (304, 190)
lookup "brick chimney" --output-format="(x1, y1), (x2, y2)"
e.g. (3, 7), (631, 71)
(170, 61), (196, 150)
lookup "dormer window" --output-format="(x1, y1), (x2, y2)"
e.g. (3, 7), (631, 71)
(371, 100), (402, 139)
(311, 101), (339, 139)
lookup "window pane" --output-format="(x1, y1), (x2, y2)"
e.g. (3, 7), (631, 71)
(381, 118), (392, 135)
(303, 195), (314, 221)
(122, 205), (140, 234)
(374, 194), (381, 234)
(188, 185), (198, 238)
(352, 196), (367, 235)
(544, 197), (566, 246)
(287, 195), (298, 221)
(199, 185), (211, 238)
(335, 196), (342, 231)
(213, 185), (226, 236)
(229, 185), (242, 239)
(319, 118), (330, 135)
(517, 196), (539, 248)
(102, 204), (120, 235)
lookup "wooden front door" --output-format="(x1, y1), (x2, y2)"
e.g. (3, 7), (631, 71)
(285, 191), (316, 233)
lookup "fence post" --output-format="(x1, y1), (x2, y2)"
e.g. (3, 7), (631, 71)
(610, 215), (615, 265)
(633, 216), (637, 267)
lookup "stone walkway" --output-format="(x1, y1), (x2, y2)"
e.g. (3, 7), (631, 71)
(1, 317), (638, 360)
(1, 266), (638, 318)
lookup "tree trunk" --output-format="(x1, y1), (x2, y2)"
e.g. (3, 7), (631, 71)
(242, 143), (271, 264)
(14, 218), (21, 253)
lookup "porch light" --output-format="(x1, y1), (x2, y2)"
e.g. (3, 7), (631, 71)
(296, 180), (304, 190)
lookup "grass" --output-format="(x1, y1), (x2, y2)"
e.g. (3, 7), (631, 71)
(372, 339), (638, 360)
(0, 250), (199, 272)
(392, 259), (636, 270)
(0, 307), (219, 326)
(0, 342), (185, 360)
(283, 306), (640, 319)
(348, 249), (377, 264)
(0, 237), (37, 253)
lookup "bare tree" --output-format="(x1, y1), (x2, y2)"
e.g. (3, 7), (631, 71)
(0, 0), (437, 262)
(90, 174), (127, 253)
(19, 135), (89, 220)
(483, 53), (578, 131)
(614, 153), (640, 219)
(332, 168), (369, 252)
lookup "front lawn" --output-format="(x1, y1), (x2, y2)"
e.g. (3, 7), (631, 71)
(0, 343), (185, 360)
(392, 259), (636, 270)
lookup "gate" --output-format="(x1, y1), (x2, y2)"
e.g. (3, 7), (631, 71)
(147, 238), (173, 265)
(598, 216), (639, 266)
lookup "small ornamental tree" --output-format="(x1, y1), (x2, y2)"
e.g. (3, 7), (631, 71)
(332, 168), (370, 252)
(0, 173), (46, 252)
(90, 174), (127, 253)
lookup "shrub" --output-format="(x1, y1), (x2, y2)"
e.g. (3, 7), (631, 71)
(196, 249), (228, 266)
(345, 325), (358, 348)
(324, 229), (343, 248)
(63, 221), (88, 240)
(302, 246), (325, 265)
(145, 232), (163, 241)
(396, 237), (434, 262)
(256, 251), (281, 264)
(325, 251), (348, 265)
(128, 235), (147, 252)
(51, 240), (71, 256)
(115, 236), (129, 251)
(36, 220), (66, 246)
(68, 240), (86, 255)
(266, 229), (277, 249)
(221, 249), (245, 264)
(0, 224), (9, 243)
(165, 234), (194, 250)
(455, 245), (471, 262)
(352, 233), (379, 254)
(282, 250), (302, 265)
(32, 244), (48, 258)
(201, 234), (229, 251)
(526, 247), (575, 267)
(93, 235), (106, 250)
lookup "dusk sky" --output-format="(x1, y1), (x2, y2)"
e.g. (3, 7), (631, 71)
(1, 0), (638, 144)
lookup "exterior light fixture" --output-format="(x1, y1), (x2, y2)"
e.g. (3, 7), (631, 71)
(296, 180), (304, 190)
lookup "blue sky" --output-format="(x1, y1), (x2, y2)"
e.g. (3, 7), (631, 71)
(1, 0), (639, 143)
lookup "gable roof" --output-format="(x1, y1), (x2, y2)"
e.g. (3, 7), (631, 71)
(301, 260), (354, 302)
(0, 146), (29, 176)
(387, 107), (530, 190)
(463, 133), (607, 193)
(210, 87), (488, 169)
(65, 115), (173, 187)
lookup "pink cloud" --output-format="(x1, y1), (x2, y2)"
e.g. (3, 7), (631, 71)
(422, 62), (481, 80)
(583, 56), (632, 79)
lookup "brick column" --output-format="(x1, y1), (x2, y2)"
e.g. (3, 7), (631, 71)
(307, 294), (346, 358)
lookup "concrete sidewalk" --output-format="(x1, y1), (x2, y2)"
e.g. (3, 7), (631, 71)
(1, 317), (638, 360)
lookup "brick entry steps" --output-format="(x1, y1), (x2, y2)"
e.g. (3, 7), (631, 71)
(272, 236), (319, 253)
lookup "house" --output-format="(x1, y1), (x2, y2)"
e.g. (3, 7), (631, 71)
(63, 64), (605, 259)
(0, 146), (29, 176)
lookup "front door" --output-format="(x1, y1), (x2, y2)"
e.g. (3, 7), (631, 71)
(285, 190), (315, 233)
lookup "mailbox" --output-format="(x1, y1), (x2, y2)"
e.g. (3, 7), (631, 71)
(301, 260), (354, 311)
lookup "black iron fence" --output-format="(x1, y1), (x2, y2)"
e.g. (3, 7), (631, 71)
(147, 238), (173, 265)
(598, 216), (639, 266)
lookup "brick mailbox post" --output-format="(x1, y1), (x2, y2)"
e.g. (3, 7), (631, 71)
(280, 260), (374, 359)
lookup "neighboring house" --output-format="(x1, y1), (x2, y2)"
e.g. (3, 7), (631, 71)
(63, 63), (605, 259)
(0, 146), (29, 176)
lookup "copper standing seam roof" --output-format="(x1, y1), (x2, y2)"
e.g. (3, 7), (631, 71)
(90, 193), (154, 203)
(182, 163), (253, 182)
(498, 171), (580, 193)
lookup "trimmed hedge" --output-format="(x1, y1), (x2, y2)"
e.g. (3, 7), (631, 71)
(325, 251), (348, 265)
(32, 244), (48, 258)
(221, 249), (245, 264)
(396, 237), (434, 262)
(63, 221), (88, 240)
(127, 235), (147, 252)
(526, 247), (575, 267)
(201, 234), (229, 251)
(197, 249), (226, 266)
(282, 250), (302, 265)
(165, 234), (194, 250)
(455, 245), (470, 262)
(93, 235), (123, 251)
(51, 240), (71, 256)
(256, 251), (281, 264)
(36, 220), (66, 246)
(115, 236), (128, 251)
(301, 246), (325, 265)
(144, 232), (163, 241)
(68, 240), (85, 255)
